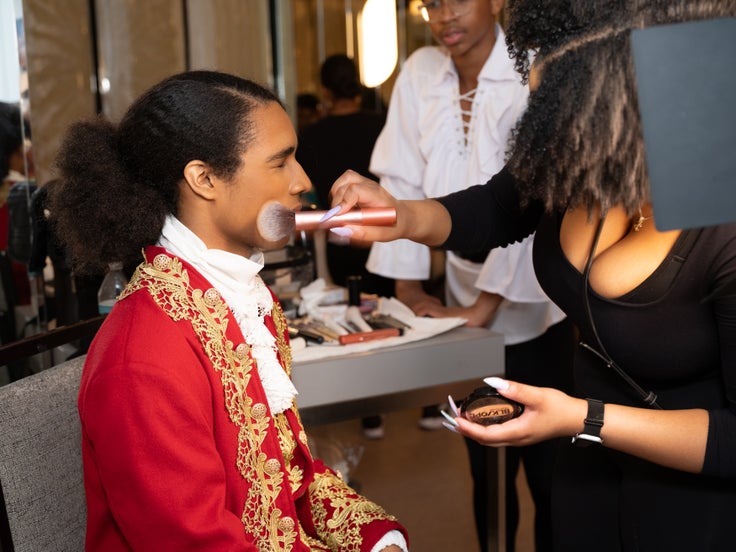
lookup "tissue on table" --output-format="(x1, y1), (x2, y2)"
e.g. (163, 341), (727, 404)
(297, 278), (347, 317)
(297, 279), (395, 333)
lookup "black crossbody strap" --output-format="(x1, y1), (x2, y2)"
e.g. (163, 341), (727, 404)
(580, 213), (662, 410)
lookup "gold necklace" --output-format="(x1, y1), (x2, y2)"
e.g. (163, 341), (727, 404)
(632, 208), (652, 232)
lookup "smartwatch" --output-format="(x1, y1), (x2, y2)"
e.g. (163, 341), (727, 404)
(571, 398), (604, 447)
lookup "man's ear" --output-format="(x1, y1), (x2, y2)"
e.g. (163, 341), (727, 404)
(183, 160), (217, 200)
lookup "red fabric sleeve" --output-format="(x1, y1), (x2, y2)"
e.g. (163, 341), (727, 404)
(295, 459), (409, 551)
(80, 302), (255, 551)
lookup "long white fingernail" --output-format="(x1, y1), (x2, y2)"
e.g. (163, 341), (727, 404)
(330, 235), (351, 246)
(484, 376), (509, 390)
(319, 206), (341, 222)
(440, 410), (458, 427)
(448, 395), (460, 417)
(330, 227), (353, 237)
(442, 421), (460, 434)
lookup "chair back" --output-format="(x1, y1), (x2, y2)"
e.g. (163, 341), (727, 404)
(0, 355), (86, 552)
(0, 252), (17, 344)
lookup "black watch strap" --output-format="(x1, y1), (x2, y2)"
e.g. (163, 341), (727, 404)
(572, 398), (605, 447)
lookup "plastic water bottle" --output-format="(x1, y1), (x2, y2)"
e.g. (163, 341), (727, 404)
(97, 262), (128, 314)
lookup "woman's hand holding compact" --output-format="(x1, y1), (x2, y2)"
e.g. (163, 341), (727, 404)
(443, 377), (587, 448)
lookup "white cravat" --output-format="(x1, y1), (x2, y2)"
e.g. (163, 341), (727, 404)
(158, 215), (297, 414)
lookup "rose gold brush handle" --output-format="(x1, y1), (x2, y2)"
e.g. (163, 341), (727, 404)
(294, 207), (397, 231)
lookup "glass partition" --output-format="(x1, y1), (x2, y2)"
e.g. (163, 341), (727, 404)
(293, 0), (433, 110)
(2, 0), (279, 369)
(1, 0), (44, 377)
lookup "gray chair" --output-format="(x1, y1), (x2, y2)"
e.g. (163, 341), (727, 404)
(0, 355), (87, 552)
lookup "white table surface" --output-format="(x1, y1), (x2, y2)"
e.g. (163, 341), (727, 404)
(292, 326), (505, 414)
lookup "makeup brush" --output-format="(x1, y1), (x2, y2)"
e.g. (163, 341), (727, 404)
(257, 201), (397, 242)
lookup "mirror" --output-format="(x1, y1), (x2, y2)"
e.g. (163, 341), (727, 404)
(1, 0), (44, 377)
(1, 0), (277, 353)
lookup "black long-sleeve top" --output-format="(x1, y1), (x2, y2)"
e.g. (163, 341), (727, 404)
(437, 167), (736, 479)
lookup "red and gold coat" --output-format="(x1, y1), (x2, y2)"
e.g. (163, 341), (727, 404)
(79, 247), (407, 551)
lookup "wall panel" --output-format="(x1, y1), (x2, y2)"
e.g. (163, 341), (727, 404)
(23, 0), (95, 185)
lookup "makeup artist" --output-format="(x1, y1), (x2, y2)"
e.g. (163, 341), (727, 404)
(325, 1), (736, 550)
(365, 3), (575, 547)
(49, 70), (407, 552)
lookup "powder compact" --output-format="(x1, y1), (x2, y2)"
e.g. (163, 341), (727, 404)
(460, 387), (524, 426)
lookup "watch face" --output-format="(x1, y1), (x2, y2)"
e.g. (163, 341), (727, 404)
(461, 387), (524, 426)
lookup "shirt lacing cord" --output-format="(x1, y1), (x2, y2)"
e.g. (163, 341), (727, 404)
(458, 87), (477, 151)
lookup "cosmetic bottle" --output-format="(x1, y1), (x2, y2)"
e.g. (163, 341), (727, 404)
(97, 262), (128, 314)
(346, 275), (362, 307)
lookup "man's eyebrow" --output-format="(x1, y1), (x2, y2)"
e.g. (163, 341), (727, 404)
(266, 145), (296, 163)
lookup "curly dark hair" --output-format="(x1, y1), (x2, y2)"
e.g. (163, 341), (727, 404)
(49, 70), (281, 275)
(0, 102), (25, 179)
(504, 0), (736, 215)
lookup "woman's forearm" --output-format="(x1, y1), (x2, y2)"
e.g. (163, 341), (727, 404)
(600, 404), (708, 473)
(401, 199), (452, 247)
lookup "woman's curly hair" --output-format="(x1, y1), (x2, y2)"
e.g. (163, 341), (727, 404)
(504, 0), (736, 215)
(49, 71), (281, 275)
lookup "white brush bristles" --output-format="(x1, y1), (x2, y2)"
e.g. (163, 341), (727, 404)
(256, 201), (296, 242)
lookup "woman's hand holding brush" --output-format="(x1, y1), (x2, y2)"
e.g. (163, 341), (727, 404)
(257, 170), (398, 243)
(327, 169), (452, 247)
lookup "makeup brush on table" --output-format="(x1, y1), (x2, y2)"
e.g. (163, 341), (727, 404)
(257, 201), (397, 242)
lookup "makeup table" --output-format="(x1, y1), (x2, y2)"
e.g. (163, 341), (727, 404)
(292, 325), (507, 552)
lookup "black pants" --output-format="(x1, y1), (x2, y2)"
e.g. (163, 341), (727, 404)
(465, 317), (576, 552)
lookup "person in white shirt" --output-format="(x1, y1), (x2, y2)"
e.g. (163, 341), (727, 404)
(366, 1), (575, 550)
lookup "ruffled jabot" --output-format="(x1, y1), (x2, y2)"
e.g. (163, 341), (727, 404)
(157, 215), (297, 414)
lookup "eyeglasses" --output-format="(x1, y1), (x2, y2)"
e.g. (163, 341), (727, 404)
(419, 0), (474, 22)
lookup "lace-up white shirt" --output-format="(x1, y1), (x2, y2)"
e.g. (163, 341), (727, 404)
(367, 26), (565, 344)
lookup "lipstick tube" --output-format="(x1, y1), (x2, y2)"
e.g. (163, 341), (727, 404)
(294, 208), (397, 231)
(338, 327), (402, 345)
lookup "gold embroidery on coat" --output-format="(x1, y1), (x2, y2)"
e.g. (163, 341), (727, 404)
(265, 458), (282, 475)
(274, 413), (304, 493)
(203, 287), (221, 306)
(310, 472), (398, 552)
(271, 303), (292, 376)
(252, 402), (267, 419)
(152, 253), (171, 270)
(235, 343), (248, 359)
(301, 527), (331, 551)
(278, 516), (295, 532)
